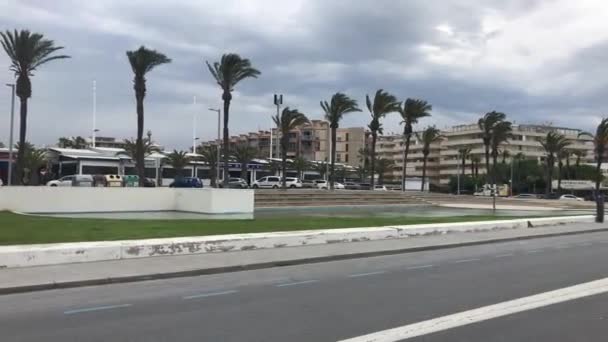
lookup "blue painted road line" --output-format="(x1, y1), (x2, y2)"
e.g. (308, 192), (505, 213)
(275, 279), (320, 287)
(64, 304), (132, 315)
(183, 290), (238, 300)
(348, 271), (387, 278)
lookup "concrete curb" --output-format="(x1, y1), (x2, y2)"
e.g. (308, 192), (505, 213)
(0, 215), (595, 269)
(0, 226), (605, 295)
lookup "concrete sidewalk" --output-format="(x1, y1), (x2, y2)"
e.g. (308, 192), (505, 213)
(1, 222), (606, 294)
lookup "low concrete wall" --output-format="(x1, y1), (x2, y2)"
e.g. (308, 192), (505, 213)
(0, 187), (253, 214)
(0, 215), (594, 268)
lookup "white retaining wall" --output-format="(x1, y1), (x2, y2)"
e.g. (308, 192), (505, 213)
(0, 215), (595, 268)
(0, 187), (253, 214)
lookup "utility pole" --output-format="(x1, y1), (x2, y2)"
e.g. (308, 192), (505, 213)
(5, 83), (15, 185)
(92, 80), (97, 148)
(272, 94), (282, 160)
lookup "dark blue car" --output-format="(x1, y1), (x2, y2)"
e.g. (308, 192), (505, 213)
(169, 177), (203, 188)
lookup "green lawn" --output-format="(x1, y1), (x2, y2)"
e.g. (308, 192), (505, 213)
(0, 211), (516, 245)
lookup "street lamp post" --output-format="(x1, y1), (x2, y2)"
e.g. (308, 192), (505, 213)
(5, 83), (15, 186)
(208, 108), (221, 187)
(272, 94), (282, 160)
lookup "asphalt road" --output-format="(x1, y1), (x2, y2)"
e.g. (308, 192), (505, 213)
(2, 231), (608, 341)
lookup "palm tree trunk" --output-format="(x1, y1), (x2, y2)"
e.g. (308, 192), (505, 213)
(136, 94), (145, 187)
(546, 158), (553, 196)
(565, 157), (570, 180)
(222, 91), (231, 187)
(470, 158), (474, 176)
(595, 156), (604, 223)
(281, 139), (287, 189)
(461, 155), (466, 180)
(421, 156), (427, 191)
(16, 97), (27, 185)
(330, 127), (337, 190)
(557, 160), (563, 191)
(484, 143), (490, 176)
(370, 132), (377, 188)
(401, 131), (411, 191)
(241, 164), (247, 180)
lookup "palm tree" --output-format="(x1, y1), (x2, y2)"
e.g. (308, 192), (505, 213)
(197, 145), (220, 187)
(291, 156), (309, 180)
(57, 137), (72, 148)
(311, 162), (328, 180)
(23, 147), (47, 185)
(458, 146), (472, 180)
(206, 53), (260, 187)
(165, 150), (191, 180)
(540, 131), (570, 195)
(399, 98), (431, 191)
(470, 155), (481, 177)
(119, 137), (159, 160)
(501, 149), (510, 164)
(273, 107), (309, 189)
(375, 158), (395, 185)
(1, 30), (70, 184)
(573, 149), (586, 167)
(366, 89), (400, 188)
(357, 146), (371, 170)
(355, 165), (369, 182)
(320, 92), (361, 189)
(416, 126), (443, 191)
(490, 121), (512, 194)
(126, 46), (171, 186)
(232, 144), (257, 180)
(579, 119), (608, 222)
(478, 111), (506, 175)
(557, 149), (569, 187)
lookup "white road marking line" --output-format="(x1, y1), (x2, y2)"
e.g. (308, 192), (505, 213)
(407, 265), (434, 270)
(275, 279), (319, 287)
(338, 276), (608, 342)
(183, 290), (239, 300)
(526, 249), (544, 254)
(349, 271), (387, 278)
(64, 304), (132, 315)
(494, 253), (514, 258)
(451, 258), (480, 264)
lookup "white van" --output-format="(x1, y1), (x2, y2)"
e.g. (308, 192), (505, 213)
(251, 176), (281, 189)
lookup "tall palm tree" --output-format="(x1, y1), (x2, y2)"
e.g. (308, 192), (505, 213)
(357, 146), (371, 170)
(579, 118), (608, 222)
(23, 147), (47, 185)
(478, 111), (506, 175)
(562, 149), (572, 180)
(490, 121), (512, 194)
(501, 149), (510, 164)
(232, 144), (257, 180)
(119, 137), (159, 160)
(540, 131), (570, 195)
(320, 92), (361, 189)
(1, 30), (70, 184)
(366, 89), (400, 188)
(458, 146), (472, 180)
(470, 155), (481, 177)
(291, 156), (309, 180)
(197, 144), (220, 187)
(273, 107), (309, 189)
(557, 149), (569, 187)
(399, 98), (431, 191)
(573, 149), (586, 167)
(375, 158), (395, 185)
(165, 150), (191, 180)
(206, 53), (260, 187)
(126, 46), (171, 186)
(416, 126), (443, 191)
(355, 165), (369, 182)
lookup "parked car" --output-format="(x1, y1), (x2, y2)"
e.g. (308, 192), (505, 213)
(559, 194), (584, 201)
(301, 179), (317, 189)
(315, 180), (329, 189)
(252, 176), (282, 189)
(344, 182), (361, 190)
(284, 177), (303, 188)
(169, 177), (203, 188)
(512, 193), (537, 199)
(47, 174), (93, 187)
(219, 177), (249, 189)
(358, 183), (372, 190)
(143, 178), (156, 187)
(374, 185), (388, 191)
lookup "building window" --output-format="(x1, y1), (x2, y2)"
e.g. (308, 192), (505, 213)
(345, 154), (349, 163)
(345, 143), (349, 152)
(337, 154), (341, 162)
(345, 133), (349, 141)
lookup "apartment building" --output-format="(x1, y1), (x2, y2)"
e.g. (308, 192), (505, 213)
(375, 123), (595, 187)
(201, 120), (365, 167)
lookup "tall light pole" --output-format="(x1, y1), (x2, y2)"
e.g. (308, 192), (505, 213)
(209, 108), (221, 186)
(272, 94), (282, 159)
(92, 80), (97, 147)
(5, 83), (15, 185)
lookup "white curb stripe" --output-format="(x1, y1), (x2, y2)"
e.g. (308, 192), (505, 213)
(338, 276), (608, 342)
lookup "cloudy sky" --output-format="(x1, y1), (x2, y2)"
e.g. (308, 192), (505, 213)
(0, 0), (607, 149)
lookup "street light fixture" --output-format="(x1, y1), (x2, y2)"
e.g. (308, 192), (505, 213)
(5, 83), (15, 186)
(208, 108), (221, 186)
